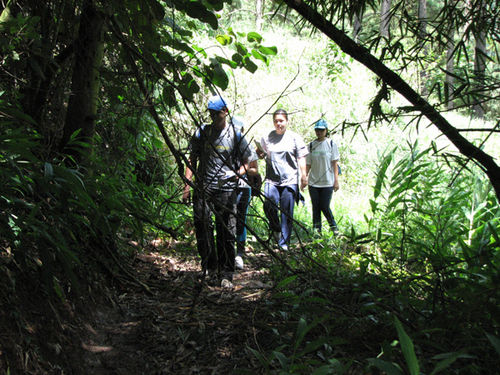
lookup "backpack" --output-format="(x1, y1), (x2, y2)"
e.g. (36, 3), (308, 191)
(198, 124), (262, 195)
(309, 139), (341, 175)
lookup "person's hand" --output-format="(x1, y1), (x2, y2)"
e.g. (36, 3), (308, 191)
(333, 181), (339, 192)
(256, 148), (266, 159)
(182, 184), (191, 203)
(300, 175), (308, 191)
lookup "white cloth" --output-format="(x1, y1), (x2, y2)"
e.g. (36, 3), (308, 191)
(306, 139), (340, 187)
(260, 130), (308, 186)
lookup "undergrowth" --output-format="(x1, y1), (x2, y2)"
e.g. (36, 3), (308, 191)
(0, 102), (178, 373)
(243, 144), (500, 374)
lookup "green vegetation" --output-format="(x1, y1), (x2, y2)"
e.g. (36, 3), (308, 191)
(0, 0), (498, 373)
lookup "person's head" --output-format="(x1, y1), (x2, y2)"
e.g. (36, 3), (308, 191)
(273, 109), (288, 135)
(207, 95), (229, 127)
(314, 118), (328, 140)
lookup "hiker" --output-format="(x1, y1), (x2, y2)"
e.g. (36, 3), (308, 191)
(182, 95), (253, 287)
(305, 119), (340, 233)
(256, 109), (308, 250)
(231, 116), (259, 270)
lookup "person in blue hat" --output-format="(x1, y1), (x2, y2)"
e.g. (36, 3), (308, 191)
(230, 116), (259, 270)
(182, 95), (253, 287)
(305, 119), (340, 233)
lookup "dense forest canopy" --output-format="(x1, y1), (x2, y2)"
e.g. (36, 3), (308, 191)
(1, 0), (499, 373)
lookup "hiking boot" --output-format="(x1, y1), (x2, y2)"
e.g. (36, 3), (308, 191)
(220, 278), (234, 289)
(202, 269), (218, 286)
(235, 255), (244, 270)
(220, 271), (234, 288)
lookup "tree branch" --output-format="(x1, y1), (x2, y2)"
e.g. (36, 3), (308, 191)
(284, 0), (500, 201)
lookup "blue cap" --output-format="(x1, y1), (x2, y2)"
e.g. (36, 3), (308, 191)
(314, 119), (328, 129)
(207, 95), (228, 111)
(230, 115), (245, 131)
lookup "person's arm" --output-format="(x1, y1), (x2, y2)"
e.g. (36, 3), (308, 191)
(182, 157), (196, 203)
(299, 156), (307, 191)
(246, 160), (259, 176)
(237, 160), (250, 178)
(238, 137), (258, 177)
(332, 159), (339, 192)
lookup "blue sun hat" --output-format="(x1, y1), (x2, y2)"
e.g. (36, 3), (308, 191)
(230, 115), (245, 131)
(314, 119), (328, 129)
(207, 95), (228, 111)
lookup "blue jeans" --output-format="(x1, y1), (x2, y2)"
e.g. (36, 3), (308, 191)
(236, 187), (251, 257)
(308, 186), (337, 232)
(263, 183), (297, 247)
(193, 189), (236, 274)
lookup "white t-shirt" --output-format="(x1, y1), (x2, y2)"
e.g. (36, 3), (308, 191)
(306, 139), (340, 187)
(260, 130), (308, 186)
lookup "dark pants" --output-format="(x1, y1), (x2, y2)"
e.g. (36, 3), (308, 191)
(236, 187), (251, 257)
(263, 183), (297, 247)
(308, 186), (337, 232)
(193, 189), (236, 274)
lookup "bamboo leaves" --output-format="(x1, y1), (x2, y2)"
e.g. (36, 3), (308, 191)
(394, 317), (419, 375)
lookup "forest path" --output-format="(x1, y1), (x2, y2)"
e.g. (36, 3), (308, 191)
(82, 242), (274, 374)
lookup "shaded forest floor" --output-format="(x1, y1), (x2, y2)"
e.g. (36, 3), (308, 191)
(4, 236), (498, 374)
(79, 240), (278, 374)
(3, 236), (382, 375)
(1, 238), (281, 374)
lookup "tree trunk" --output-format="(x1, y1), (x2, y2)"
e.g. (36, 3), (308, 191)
(380, 0), (391, 38)
(473, 27), (487, 118)
(418, 0), (428, 95)
(352, 10), (363, 42)
(282, 0), (500, 201)
(445, 32), (455, 110)
(59, 1), (104, 154)
(256, 0), (264, 32)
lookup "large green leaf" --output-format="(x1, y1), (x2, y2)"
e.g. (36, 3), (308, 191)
(204, 0), (225, 11)
(209, 58), (228, 90)
(486, 333), (500, 355)
(374, 149), (394, 199)
(247, 31), (263, 43)
(235, 42), (248, 56)
(258, 45), (278, 55)
(394, 317), (419, 375)
(184, 1), (218, 29)
(162, 85), (177, 108)
(215, 56), (238, 69)
(251, 49), (268, 64)
(430, 352), (475, 375)
(242, 56), (257, 73)
(367, 358), (404, 375)
(216, 34), (232, 46)
(178, 73), (200, 100)
(231, 52), (243, 64)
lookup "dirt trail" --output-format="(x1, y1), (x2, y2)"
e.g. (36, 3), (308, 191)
(81, 247), (274, 374)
